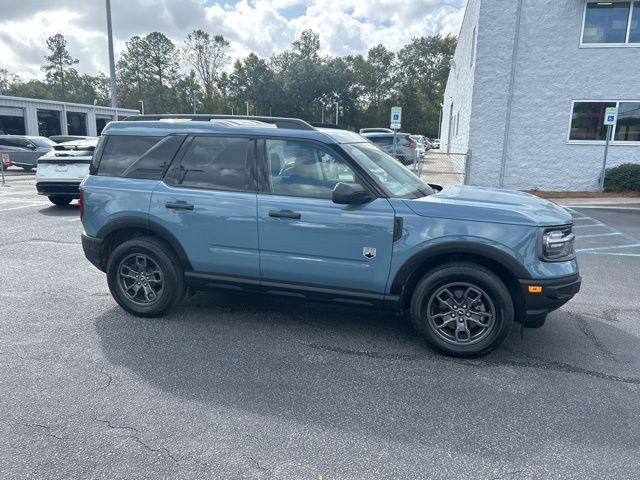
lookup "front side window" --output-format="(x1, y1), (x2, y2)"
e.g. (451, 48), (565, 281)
(171, 136), (255, 191)
(582, 2), (637, 44)
(615, 102), (640, 141)
(265, 139), (356, 199)
(569, 102), (616, 141)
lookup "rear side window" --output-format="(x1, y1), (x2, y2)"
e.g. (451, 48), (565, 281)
(0, 137), (31, 149)
(121, 135), (185, 179)
(370, 136), (392, 146)
(97, 136), (162, 177)
(167, 136), (255, 192)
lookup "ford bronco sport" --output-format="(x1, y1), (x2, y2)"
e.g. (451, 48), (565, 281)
(80, 115), (581, 357)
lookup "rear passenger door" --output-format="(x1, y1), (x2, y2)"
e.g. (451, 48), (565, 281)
(150, 135), (260, 278)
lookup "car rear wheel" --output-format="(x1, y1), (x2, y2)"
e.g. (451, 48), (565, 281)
(21, 166), (34, 171)
(48, 196), (73, 206)
(106, 237), (186, 317)
(410, 262), (514, 357)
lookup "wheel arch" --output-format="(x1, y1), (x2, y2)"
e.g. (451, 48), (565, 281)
(97, 218), (192, 271)
(392, 242), (530, 319)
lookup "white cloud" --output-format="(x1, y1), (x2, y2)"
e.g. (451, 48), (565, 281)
(0, 0), (465, 80)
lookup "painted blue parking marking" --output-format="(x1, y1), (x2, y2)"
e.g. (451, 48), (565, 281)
(566, 207), (640, 257)
(580, 251), (640, 257)
(577, 232), (622, 239)
(576, 243), (640, 253)
(573, 222), (606, 228)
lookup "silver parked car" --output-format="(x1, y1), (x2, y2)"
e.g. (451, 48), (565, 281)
(0, 135), (56, 170)
(361, 132), (419, 165)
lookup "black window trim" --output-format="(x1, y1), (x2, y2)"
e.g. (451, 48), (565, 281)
(162, 133), (258, 194)
(256, 136), (385, 200)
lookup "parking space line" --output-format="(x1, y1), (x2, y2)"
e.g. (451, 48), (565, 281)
(578, 232), (622, 239)
(574, 223), (606, 228)
(67, 217), (81, 222)
(0, 203), (48, 212)
(576, 243), (640, 253)
(580, 251), (640, 257)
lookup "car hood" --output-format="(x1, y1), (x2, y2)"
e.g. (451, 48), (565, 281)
(403, 184), (572, 227)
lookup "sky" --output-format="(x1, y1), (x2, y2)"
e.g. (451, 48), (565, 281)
(0, 0), (465, 80)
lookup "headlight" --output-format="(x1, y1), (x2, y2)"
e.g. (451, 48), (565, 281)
(540, 226), (575, 261)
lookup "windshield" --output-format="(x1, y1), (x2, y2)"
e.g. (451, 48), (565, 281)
(341, 142), (434, 198)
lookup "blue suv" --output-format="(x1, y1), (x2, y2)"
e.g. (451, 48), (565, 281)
(80, 115), (581, 357)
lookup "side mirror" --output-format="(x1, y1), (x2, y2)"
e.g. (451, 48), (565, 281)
(332, 182), (372, 205)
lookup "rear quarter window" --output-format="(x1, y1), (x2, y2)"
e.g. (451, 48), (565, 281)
(96, 135), (162, 177)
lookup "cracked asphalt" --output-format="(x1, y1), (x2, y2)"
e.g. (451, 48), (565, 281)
(1, 171), (640, 479)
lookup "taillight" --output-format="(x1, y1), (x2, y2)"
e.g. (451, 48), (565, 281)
(405, 142), (416, 149)
(79, 189), (84, 220)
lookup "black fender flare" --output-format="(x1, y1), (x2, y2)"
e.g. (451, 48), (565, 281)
(390, 240), (532, 297)
(96, 216), (193, 270)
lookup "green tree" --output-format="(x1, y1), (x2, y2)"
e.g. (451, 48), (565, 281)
(226, 53), (280, 116)
(0, 68), (19, 95)
(292, 29), (320, 60)
(141, 32), (179, 112)
(117, 36), (147, 107)
(41, 33), (79, 100)
(183, 30), (230, 109)
(396, 34), (457, 136)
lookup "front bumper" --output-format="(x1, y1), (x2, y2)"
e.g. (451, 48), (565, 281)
(518, 273), (581, 327)
(82, 232), (104, 271)
(36, 182), (81, 197)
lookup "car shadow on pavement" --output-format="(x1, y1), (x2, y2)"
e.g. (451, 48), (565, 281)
(93, 291), (640, 448)
(38, 204), (80, 217)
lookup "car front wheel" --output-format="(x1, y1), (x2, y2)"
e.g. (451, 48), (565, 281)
(106, 237), (186, 317)
(410, 262), (514, 357)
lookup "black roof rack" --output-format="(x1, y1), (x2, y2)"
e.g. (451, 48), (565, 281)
(122, 114), (316, 131)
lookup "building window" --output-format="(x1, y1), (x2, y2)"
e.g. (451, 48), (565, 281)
(569, 101), (640, 142)
(582, 1), (640, 45)
(615, 102), (640, 141)
(66, 111), (87, 135)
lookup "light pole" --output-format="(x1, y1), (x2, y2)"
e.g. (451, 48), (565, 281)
(105, 0), (118, 109)
(138, 100), (144, 115)
(335, 102), (339, 125)
(321, 104), (324, 123)
(245, 101), (249, 116)
(437, 103), (443, 140)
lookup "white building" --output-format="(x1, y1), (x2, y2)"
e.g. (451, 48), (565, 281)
(441, 0), (640, 191)
(0, 96), (138, 138)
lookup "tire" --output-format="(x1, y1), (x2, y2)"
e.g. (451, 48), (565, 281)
(106, 236), (186, 317)
(410, 262), (514, 357)
(22, 166), (34, 171)
(48, 196), (73, 206)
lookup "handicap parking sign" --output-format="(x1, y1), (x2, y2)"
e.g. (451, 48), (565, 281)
(604, 107), (618, 126)
(390, 106), (402, 129)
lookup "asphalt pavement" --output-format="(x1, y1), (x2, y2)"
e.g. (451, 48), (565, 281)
(1, 171), (639, 479)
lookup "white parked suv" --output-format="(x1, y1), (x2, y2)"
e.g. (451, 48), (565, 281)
(36, 138), (97, 206)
